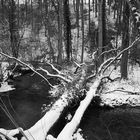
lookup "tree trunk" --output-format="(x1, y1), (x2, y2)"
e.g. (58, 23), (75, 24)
(76, 0), (80, 58)
(121, 1), (129, 79)
(9, 0), (19, 58)
(108, 0), (111, 15)
(44, 0), (55, 62)
(76, 0), (80, 37)
(25, 0), (28, 20)
(88, 0), (91, 33)
(1, 0), (4, 21)
(64, 0), (72, 62)
(102, 0), (106, 59)
(92, 0), (94, 12)
(95, 0), (98, 17)
(81, 0), (84, 63)
(57, 0), (63, 64)
(98, 0), (103, 65)
(127, 0), (140, 34)
(73, 0), (76, 12)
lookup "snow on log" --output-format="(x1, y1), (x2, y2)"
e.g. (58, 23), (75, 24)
(0, 90), (74, 140)
(23, 90), (70, 140)
(0, 65), (88, 140)
(47, 77), (102, 140)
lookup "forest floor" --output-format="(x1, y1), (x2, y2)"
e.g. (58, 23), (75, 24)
(100, 64), (140, 107)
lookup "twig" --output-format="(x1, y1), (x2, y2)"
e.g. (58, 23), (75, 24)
(98, 48), (117, 59)
(98, 57), (115, 74)
(73, 61), (81, 68)
(0, 51), (54, 88)
(39, 67), (72, 83)
(45, 62), (63, 75)
(86, 73), (96, 80)
(73, 61), (86, 74)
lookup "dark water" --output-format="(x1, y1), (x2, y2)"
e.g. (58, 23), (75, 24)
(0, 78), (140, 140)
(79, 103), (140, 140)
(47, 99), (140, 140)
(0, 85), (52, 129)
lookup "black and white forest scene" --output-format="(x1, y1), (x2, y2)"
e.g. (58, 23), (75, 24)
(0, 0), (140, 140)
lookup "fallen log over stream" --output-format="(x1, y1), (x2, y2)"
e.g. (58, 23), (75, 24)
(0, 54), (91, 140)
(47, 77), (102, 140)
(0, 37), (140, 140)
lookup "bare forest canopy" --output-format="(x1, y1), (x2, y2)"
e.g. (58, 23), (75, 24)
(1, 0), (140, 140)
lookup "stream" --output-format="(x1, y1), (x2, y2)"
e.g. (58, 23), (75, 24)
(0, 77), (140, 140)
(79, 103), (140, 140)
(0, 88), (52, 129)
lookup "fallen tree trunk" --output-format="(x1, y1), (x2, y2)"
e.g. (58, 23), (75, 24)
(0, 83), (83, 140)
(47, 77), (103, 140)
(0, 63), (88, 140)
(23, 90), (73, 140)
(0, 52), (111, 140)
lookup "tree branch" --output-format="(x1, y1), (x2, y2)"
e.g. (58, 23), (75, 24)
(39, 67), (72, 83)
(102, 37), (140, 73)
(0, 51), (54, 88)
(98, 57), (116, 74)
(98, 48), (118, 60)
(104, 89), (140, 95)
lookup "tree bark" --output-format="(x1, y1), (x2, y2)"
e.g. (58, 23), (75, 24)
(57, 0), (63, 64)
(76, 0), (80, 38)
(98, 0), (103, 65)
(9, 0), (20, 58)
(64, 0), (72, 62)
(81, 0), (84, 63)
(126, 0), (140, 34)
(88, 0), (91, 33)
(121, 1), (129, 79)
(44, 0), (55, 62)
(95, 0), (98, 17)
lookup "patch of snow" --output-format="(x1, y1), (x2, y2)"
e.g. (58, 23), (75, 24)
(0, 82), (15, 93)
(73, 128), (85, 140)
(101, 65), (140, 107)
(65, 113), (72, 121)
(101, 92), (140, 107)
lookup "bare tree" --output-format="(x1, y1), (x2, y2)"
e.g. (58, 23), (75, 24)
(88, 0), (91, 32)
(64, 0), (72, 62)
(8, 0), (20, 58)
(98, 0), (104, 65)
(57, 0), (63, 64)
(121, 1), (129, 79)
(81, 0), (84, 63)
(44, 0), (55, 62)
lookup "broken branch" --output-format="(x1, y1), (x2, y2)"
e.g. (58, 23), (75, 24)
(0, 51), (54, 88)
(102, 37), (140, 73)
(39, 67), (72, 83)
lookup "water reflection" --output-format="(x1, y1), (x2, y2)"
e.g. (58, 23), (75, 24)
(80, 104), (140, 140)
(0, 89), (51, 129)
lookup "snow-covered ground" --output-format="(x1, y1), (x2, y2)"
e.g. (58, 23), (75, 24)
(101, 64), (140, 107)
